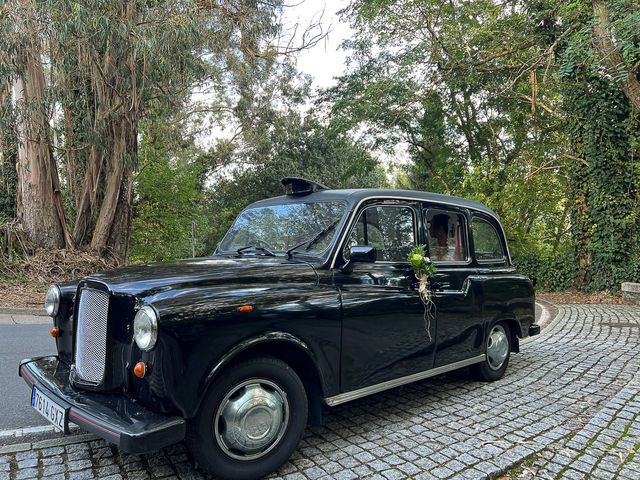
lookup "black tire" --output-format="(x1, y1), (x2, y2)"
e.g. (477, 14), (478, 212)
(187, 356), (308, 480)
(472, 322), (511, 381)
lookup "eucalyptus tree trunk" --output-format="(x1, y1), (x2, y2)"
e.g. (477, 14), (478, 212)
(84, 4), (140, 263)
(61, 37), (102, 248)
(72, 144), (102, 246)
(89, 115), (137, 261)
(12, 0), (72, 248)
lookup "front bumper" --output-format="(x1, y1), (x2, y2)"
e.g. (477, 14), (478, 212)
(19, 357), (185, 453)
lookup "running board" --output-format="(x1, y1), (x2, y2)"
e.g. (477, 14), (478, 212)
(324, 354), (486, 406)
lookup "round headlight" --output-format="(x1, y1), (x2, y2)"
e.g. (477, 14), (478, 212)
(44, 284), (61, 317)
(133, 306), (158, 351)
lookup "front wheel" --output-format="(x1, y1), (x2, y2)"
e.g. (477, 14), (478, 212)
(472, 323), (511, 381)
(187, 357), (308, 480)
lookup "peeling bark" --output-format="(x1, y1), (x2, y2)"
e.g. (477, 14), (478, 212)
(90, 117), (136, 260)
(13, 0), (72, 249)
(73, 144), (102, 246)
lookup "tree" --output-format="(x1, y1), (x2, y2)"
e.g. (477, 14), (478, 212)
(326, 0), (570, 258)
(9, 0), (71, 248)
(0, 0), (325, 262)
(129, 122), (208, 263)
(592, 0), (640, 110)
(558, 0), (640, 289)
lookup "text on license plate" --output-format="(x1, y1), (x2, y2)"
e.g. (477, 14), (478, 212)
(31, 386), (67, 432)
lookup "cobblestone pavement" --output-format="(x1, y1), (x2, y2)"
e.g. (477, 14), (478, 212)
(1, 304), (639, 480)
(518, 375), (640, 479)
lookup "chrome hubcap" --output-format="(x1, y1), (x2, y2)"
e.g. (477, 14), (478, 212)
(214, 379), (289, 460)
(486, 325), (509, 370)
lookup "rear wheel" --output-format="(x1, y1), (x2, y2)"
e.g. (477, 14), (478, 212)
(187, 357), (307, 480)
(472, 323), (511, 381)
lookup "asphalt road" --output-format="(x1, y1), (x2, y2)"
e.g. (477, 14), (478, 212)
(0, 323), (56, 431)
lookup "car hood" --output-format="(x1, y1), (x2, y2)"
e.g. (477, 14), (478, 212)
(85, 256), (318, 298)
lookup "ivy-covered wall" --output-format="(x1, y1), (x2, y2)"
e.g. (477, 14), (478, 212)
(564, 75), (640, 292)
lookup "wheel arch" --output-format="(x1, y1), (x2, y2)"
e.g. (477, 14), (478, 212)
(196, 332), (326, 425)
(493, 317), (521, 354)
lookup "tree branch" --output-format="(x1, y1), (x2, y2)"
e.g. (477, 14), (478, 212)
(518, 94), (565, 120)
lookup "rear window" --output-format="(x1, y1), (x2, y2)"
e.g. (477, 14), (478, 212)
(472, 218), (505, 262)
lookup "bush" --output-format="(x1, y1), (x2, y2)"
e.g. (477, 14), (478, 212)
(127, 122), (211, 264)
(514, 253), (577, 292)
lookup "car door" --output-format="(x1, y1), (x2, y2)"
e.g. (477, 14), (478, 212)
(334, 201), (436, 392)
(470, 213), (516, 336)
(423, 205), (485, 367)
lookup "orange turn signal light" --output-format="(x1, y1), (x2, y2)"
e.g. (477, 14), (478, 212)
(237, 305), (254, 313)
(50, 327), (62, 338)
(133, 362), (147, 378)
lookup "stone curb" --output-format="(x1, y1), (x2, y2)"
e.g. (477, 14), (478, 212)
(535, 299), (558, 330)
(0, 306), (45, 316)
(0, 313), (50, 325)
(522, 300), (559, 348)
(622, 282), (640, 306)
(536, 299), (563, 333)
(0, 424), (82, 441)
(0, 434), (97, 455)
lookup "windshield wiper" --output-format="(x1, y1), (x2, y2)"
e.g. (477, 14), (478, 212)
(286, 219), (340, 258)
(236, 246), (276, 257)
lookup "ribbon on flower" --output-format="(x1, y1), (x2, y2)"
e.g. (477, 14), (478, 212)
(407, 245), (437, 341)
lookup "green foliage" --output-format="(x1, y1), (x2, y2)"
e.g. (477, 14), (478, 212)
(129, 125), (208, 263)
(514, 254), (577, 292)
(0, 0), (307, 259)
(557, 0), (640, 292)
(329, 0), (571, 270)
(0, 100), (16, 222)
(1, 0), (637, 296)
(563, 75), (640, 291)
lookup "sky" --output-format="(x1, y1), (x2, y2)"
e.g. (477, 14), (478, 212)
(284, 0), (353, 90)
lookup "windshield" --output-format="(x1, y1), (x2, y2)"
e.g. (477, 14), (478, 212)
(217, 201), (348, 256)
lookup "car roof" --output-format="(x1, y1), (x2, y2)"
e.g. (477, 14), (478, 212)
(249, 188), (500, 220)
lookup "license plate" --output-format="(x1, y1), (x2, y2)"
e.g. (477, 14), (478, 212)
(31, 386), (68, 432)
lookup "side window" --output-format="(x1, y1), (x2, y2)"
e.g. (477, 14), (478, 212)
(472, 218), (505, 261)
(344, 206), (415, 262)
(425, 209), (468, 262)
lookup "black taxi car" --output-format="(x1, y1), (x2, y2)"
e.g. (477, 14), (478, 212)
(20, 178), (538, 479)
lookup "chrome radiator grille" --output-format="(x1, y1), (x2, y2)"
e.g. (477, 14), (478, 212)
(74, 287), (109, 385)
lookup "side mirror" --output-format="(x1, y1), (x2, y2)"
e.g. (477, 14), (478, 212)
(349, 245), (376, 263)
(341, 246), (376, 273)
